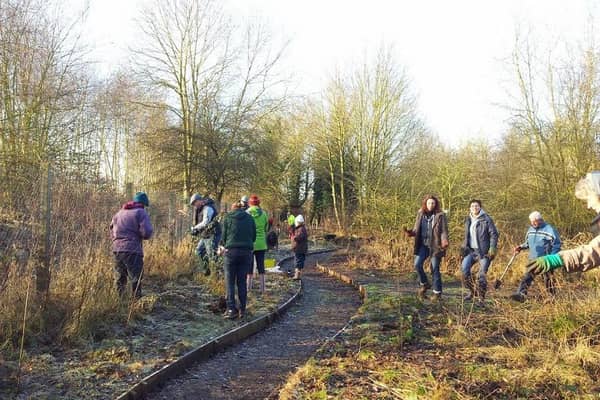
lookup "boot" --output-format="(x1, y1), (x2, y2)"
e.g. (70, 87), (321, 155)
(462, 277), (475, 301)
(293, 268), (301, 280)
(259, 274), (265, 294)
(417, 282), (432, 299)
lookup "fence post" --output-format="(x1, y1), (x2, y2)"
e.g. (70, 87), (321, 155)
(125, 182), (133, 200)
(35, 163), (52, 300)
(168, 192), (176, 253)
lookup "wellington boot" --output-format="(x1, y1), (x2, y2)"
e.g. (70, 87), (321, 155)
(259, 274), (266, 293)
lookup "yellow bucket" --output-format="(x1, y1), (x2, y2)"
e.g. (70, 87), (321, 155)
(265, 258), (276, 268)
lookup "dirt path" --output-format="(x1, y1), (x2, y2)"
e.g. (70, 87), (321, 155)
(147, 253), (362, 400)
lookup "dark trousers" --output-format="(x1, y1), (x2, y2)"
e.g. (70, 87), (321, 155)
(114, 252), (143, 297)
(517, 270), (556, 295)
(224, 248), (253, 312)
(294, 253), (306, 270)
(252, 250), (266, 274)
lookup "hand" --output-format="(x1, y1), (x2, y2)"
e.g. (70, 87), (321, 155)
(216, 246), (227, 256)
(403, 227), (415, 237)
(441, 239), (449, 249)
(487, 247), (497, 260)
(513, 245), (522, 255)
(526, 254), (564, 275)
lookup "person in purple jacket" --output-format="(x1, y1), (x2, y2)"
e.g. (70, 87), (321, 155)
(110, 192), (154, 298)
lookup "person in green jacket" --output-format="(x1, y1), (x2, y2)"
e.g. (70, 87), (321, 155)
(247, 194), (269, 293)
(219, 202), (256, 319)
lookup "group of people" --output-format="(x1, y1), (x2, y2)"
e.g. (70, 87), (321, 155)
(109, 190), (309, 320)
(109, 171), (600, 316)
(403, 171), (600, 305)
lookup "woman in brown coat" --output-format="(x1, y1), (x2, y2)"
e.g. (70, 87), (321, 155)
(404, 195), (449, 300)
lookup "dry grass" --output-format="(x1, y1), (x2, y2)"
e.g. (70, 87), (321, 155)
(280, 240), (600, 399)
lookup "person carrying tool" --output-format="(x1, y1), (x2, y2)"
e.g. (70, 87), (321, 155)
(403, 194), (449, 301)
(190, 193), (221, 276)
(460, 199), (499, 306)
(528, 172), (600, 277)
(510, 211), (561, 302)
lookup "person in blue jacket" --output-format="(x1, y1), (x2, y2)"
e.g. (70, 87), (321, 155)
(510, 211), (561, 302)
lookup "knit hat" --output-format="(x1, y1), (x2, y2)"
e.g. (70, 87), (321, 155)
(189, 193), (203, 206)
(133, 192), (149, 207)
(249, 194), (260, 206)
(294, 214), (304, 226)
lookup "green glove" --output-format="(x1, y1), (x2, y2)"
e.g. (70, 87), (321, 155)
(487, 247), (497, 260)
(526, 254), (564, 275)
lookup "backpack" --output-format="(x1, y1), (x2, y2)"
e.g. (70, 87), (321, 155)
(199, 204), (221, 238)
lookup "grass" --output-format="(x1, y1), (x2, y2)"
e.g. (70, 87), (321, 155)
(279, 244), (600, 400)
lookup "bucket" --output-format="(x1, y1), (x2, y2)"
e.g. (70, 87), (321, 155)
(265, 258), (276, 268)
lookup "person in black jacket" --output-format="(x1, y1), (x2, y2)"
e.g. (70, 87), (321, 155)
(460, 199), (499, 305)
(220, 202), (256, 319)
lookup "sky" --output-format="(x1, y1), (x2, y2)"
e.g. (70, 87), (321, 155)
(73, 0), (596, 147)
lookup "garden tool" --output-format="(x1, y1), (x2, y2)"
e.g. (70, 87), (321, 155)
(494, 252), (518, 289)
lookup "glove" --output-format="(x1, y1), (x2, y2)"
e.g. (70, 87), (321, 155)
(190, 227), (199, 236)
(403, 227), (415, 237)
(487, 247), (497, 260)
(513, 245), (522, 254)
(526, 254), (564, 275)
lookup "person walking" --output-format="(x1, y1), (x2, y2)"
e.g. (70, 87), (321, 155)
(110, 192), (154, 298)
(190, 193), (221, 276)
(528, 172), (600, 277)
(220, 202), (256, 319)
(246, 194), (269, 294)
(403, 195), (449, 301)
(460, 199), (499, 305)
(510, 211), (561, 302)
(291, 214), (308, 280)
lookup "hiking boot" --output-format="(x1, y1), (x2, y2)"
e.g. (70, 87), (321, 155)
(432, 292), (442, 302)
(223, 309), (238, 320)
(509, 292), (526, 303)
(417, 282), (432, 298)
(239, 309), (247, 319)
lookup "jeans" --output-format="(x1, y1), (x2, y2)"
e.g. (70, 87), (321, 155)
(223, 248), (252, 312)
(294, 253), (306, 270)
(114, 252), (143, 297)
(461, 252), (491, 296)
(196, 233), (220, 272)
(413, 245), (442, 293)
(517, 270), (555, 295)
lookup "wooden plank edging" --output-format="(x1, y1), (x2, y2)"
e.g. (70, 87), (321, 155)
(114, 249), (334, 400)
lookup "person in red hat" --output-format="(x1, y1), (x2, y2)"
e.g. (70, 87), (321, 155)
(247, 194), (269, 293)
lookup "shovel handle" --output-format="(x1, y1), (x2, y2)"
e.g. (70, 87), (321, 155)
(498, 253), (518, 281)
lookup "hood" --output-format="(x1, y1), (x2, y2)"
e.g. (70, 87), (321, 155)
(471, 209), (487, 219)
(231, 209), (248, 219)
(123, 201), (145, 210)
(248, 206), (263, 218)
